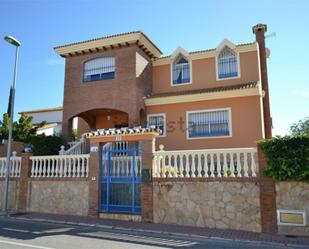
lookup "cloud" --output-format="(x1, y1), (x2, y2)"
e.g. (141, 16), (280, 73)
(46, 58), (64, 66)
(293, 90), (309, 98)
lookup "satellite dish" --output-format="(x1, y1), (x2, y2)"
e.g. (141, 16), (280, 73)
(266, 48), (270, 58)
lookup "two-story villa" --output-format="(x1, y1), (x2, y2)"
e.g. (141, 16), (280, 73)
(54, 24), (271, 150)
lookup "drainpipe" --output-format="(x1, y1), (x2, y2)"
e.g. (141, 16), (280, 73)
(253, 24), (272, 139)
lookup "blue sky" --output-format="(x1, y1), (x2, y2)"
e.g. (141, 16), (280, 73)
(0, 0), (308, 135)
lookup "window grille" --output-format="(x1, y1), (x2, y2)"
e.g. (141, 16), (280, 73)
(148, 115), (165, 136)
(84, 57), (115, 82)
(217, 46), (238, 79)
(188, 109), (230, 138)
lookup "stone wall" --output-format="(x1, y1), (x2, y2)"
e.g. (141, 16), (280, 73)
(153, 181), (261, 232)
(276, 181), (309, 236)
(27, 181), (89, 216)
(0, 180), (18, 210)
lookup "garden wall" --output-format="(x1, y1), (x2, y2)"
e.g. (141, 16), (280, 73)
(0, 180), (18, 210)
(27, 180), (89, 216)
(153, 180), (261, 232)
(276, 181), (309, 236)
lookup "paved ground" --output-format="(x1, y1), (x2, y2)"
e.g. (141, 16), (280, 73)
(0, 217), (308, 249)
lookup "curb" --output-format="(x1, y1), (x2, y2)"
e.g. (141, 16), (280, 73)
(7, 216), (309, 248)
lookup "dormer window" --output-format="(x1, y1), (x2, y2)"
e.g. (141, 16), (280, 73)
(83, 57), (115, 82)
(217, 46), (239, 79)
(172, 56), (190, 85)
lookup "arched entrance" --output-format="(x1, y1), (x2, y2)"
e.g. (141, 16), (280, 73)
(74, 109), (129, 139)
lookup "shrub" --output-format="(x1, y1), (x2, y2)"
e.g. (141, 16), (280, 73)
(29, 134), (63, 156)
(258, 135), (309, 181)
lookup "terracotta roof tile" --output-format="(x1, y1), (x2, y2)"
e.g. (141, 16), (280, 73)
(148, 81), (258, 98)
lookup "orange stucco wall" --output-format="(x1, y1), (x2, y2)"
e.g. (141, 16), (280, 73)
(96, 113), (128, 129)
(146, 95), (263, 150)
(152, 51), (259, 94)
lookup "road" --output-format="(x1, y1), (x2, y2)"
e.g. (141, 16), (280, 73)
(0, 217), (307, 249)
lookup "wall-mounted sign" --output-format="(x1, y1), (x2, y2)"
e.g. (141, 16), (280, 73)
(277, 209), (306, 226)
(90, 145), (98, 153)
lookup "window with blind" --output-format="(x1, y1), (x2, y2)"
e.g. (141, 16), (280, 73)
(147, 114), (166, 136)
(173, 56), (190, 85)
(187, 109), (231, 138)
(83, 57), (115, 82)
(217, 46), (238, 79)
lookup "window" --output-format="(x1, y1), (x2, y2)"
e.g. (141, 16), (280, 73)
(187, 109), (231, 138)
(147, 114), (166, 136)
(84, 57), (115, 82)
(217, 46), (238, 79)
(173, 56), (190, 85)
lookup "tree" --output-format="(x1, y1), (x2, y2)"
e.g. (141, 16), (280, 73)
(290, 117), (309, 136)
(0, 113), (10, 141)
(0, 113), (46, 143)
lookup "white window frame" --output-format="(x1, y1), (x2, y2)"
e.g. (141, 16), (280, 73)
(147, 113), (166, 137)
(277, 209), (306, 226)
(170, 48), (192, 87)
(215, 47), (241, 81)
(186, 108), (232, 140)
(83, 56), (116, 82)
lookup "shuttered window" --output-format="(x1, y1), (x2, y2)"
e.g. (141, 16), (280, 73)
(188, 109), (231, 138)
(217, 46), (238, 79)
(147, 114), (165, 136)
(84, 57), (115, 82)
(173, 57), (190, 85)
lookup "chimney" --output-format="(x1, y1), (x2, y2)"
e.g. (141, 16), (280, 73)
(253, 24), (272, 139)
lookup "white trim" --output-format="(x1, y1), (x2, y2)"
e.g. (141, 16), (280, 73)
(277, 209), (306, 226)
(215, 46), (241, 81)
(145, 87), (260, 106)
(152, 43), (258, 66)
(256, 42), (265, 139)
(147, 113), (166, 137)
(171, 46), (189, 59)
(170, 47), (193, 87)
(186, 108), (232, 140)
(216, 39), (236, 52)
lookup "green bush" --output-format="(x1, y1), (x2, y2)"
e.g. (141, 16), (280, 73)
(29, 134), (63, 156)
(258, 135), (309, 181)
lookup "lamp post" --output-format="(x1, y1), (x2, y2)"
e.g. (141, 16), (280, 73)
(2, 35), (20, 213)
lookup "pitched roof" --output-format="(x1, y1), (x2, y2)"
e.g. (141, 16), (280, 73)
(19, 107), (63, 115)
(54, 31), (162, 59)
(147, 81), (258, 99)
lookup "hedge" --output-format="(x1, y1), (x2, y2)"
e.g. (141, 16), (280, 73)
(28, 135), (63, 156)
(258, 135), (309, 181)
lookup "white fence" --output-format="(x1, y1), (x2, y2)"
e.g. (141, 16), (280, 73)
(153, 145), (258, 178)
(0, 152), (21, 177)
(30, 154), (90, 178)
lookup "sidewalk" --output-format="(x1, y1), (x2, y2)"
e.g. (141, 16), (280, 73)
(8, 212), (309, 247)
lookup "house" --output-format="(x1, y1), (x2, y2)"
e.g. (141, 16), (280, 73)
(54, 23), (271, 150)
(3, 25), (307, 236)
(19, 107), (78, 136)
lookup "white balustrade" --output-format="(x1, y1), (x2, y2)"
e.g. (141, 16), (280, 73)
(30, 154), (90, 178)
(0, 152), (21, 177)
(153, 145), (258, 178)
(60, 137), (87, 155)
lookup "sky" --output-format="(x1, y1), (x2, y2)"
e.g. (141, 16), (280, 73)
(0, 0), (308, 136)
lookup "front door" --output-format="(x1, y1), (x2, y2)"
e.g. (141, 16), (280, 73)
(99, 142), (141, 214)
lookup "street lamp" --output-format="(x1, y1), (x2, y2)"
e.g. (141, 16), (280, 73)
(2, 35), (20, 213)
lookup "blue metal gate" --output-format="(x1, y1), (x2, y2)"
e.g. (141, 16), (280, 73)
(99, 143), (141, 214)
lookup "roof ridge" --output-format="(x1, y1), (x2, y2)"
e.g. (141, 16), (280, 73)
(54, 31), (142, 49)
(156, 41), (257, 60)
(148, 81), (259, 98)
